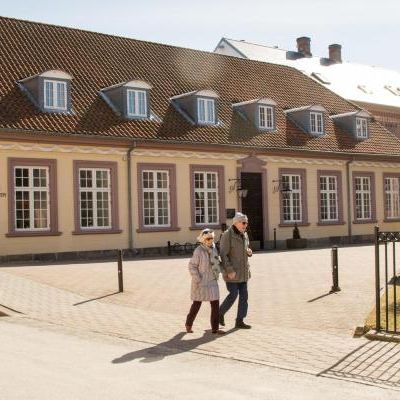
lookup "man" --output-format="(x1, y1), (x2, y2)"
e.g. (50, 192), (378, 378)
(219, 212), (252, 329)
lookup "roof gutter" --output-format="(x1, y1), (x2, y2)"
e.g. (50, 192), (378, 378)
(346, 158), (354, 243)
(127, 142), (136, 251)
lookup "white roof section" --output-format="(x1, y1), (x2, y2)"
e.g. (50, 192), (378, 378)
(284, 105), (327, 114)
(215, 38), (400, 108)
(232, 97), (277, 107)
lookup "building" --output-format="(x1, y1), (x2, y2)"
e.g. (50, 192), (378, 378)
(1, 17), (400, 260)
(214, 37), (400, 137)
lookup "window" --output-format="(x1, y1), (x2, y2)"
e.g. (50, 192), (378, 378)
(320, 176), (338, 222)
(194, 172), (219, 225)
(310, 112), (324, 134)
(259, 105), (274, 129)
(14, 166), (49, 231)
(7, 158), (59, 237)
(142, 170), (170, 227)
(281, 174), (302, 222)
(357, 85), (373, 94)
(384, 176), (400, 219)
(78, 168), (111, 229)
(355, 176), (371, 220)
(44, 79), (67, 110)
(197, 98), (215, 124)
(127, 89), (147, 117)
(73, 161), (120, 234)
(356, 117), (368, 138)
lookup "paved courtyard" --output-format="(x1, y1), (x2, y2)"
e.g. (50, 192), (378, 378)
(1, 244), (400, 391)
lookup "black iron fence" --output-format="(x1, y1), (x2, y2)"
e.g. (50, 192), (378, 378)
(374, 226), (400, 333)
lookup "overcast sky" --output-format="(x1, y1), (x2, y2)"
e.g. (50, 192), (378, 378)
(2, 0), (399, 70)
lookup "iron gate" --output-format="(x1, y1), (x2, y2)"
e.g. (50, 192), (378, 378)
(374, 226), (400, 333)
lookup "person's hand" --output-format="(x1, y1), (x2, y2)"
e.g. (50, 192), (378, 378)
(227, 272), (236, 280)
(247, 248), (253, 257)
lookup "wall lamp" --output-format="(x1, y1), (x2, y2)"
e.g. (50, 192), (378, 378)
(272, 179), (292, 194)
(229, 178), (248, 198)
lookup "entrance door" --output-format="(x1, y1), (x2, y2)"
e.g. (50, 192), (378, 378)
(240, 172), (264, 249)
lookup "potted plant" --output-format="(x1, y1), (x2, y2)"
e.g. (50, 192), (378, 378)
(286, 223), (307, 249)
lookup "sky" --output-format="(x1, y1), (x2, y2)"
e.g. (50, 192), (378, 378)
(2, 0), (399, 70)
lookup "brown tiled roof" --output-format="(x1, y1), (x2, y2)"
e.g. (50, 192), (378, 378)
(1, 16), (400, 157)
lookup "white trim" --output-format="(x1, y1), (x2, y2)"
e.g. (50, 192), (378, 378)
(384, 177), (400, 219)
(43, 79), (67, 110)
(319, 175), (338, 222)
(142, 170), (171, 227)
(78, 168), (112, 229)
(259, 105), (274, 129)
(356, 117), (368, 139)
(127, 89), (147, 117)
(197, 98), (216, 124)
(281, 174), (302, 222)
(193, 171), (219, 225)
(310, 112), (324, 134)
(14, 166), (50, 231)
(354, 176), (372, 220)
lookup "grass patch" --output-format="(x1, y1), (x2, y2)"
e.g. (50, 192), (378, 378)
(366, 285), (400, 332)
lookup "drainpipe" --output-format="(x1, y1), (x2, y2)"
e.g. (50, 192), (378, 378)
(127, 142), (136, 251)
(346, 158), (353, 243)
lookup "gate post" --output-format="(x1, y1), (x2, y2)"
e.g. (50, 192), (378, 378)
(117, 249), (124, 293)
(330, 246), (341, 293)
(374, 226), (381, 332)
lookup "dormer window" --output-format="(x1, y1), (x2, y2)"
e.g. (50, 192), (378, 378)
(310, 112), (324, 135)
(44, 79), (67, 110)
(232, 98), (277, 132)
(197, 98), (215, 124)
(127, 89), (147, 118)
(170, 89), (219, 126)
(17, 70), (72, 114)
(356, 117), (368, 138)
(259, 105), (274, 129)
(284, 105), (327, 136)
(100, 80), (154, 121)
(331, 110), (371, 140)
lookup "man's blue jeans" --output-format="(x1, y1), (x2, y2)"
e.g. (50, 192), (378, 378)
(219, 282), (248, 320)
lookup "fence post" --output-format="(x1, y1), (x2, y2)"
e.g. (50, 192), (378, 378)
(167, 241), (171, 256)
(273, 228), (277, 249)
(374, 226), (381, 332)
(330, 246), (341, 293)
(117, 249), (124, 293)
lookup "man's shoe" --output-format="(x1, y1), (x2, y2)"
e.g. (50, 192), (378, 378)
(185, 325), (193, 333)
(219, 314), (225, 326)
(235, 319), (251, 329)
(212, 329), (226, 335)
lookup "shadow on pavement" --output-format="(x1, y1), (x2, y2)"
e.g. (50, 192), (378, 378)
(318, 340), (400, 389)
(112, 328), (236, 364)
(73, 292), (120, 306)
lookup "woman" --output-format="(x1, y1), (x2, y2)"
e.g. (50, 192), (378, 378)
(185, 228), (225, 334)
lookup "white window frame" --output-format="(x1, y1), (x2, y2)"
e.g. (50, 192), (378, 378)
(43, 79), (67, 110)
(355, 176), (372, 220)
(282, 174), (302, 222)
(310, 112), (324, 134)
(356, 117), (368, 139)
(79, 168), (112, 229)
(127, 89), (147, 118)
(142, 170), (171, 227)
(14, 166), (50, 231)
(319, 175), (338, 222)
(197, 98), (215, 124)
(259, 105), (274, 129)
(193, 171), (219, 225)
(385, 177), (400, 219)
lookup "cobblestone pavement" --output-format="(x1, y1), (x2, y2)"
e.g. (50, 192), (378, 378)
(1, 245), (400, 391)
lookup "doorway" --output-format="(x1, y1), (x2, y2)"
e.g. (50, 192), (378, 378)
(240, 172), (264, 249)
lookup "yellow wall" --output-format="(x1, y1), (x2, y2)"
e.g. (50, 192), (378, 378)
(0, 142), (129, 256)
(2, 142), (400, 256)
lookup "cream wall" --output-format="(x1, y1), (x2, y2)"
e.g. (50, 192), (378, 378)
(2, 143), (400, 256)
(131, 151), (240, 248)
(0, 141), (130, 256)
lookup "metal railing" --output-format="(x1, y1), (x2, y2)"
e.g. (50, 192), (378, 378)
(374, 226), (400, 333)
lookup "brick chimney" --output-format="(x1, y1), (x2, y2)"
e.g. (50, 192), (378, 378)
(329, 44), (342, 63)
(296, 36), (312, 57)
